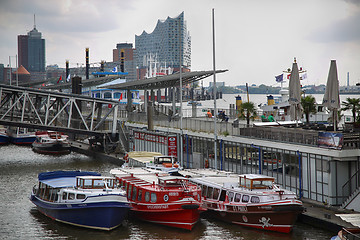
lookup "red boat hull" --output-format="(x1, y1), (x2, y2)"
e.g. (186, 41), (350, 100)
(131, 207), (200, 230)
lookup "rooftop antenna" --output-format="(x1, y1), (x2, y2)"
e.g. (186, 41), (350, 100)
(34, 14), (36, 29)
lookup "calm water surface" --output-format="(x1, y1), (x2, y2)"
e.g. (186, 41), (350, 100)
(0, 145), (335, 240)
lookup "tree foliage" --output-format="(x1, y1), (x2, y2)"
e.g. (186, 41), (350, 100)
(301, 95), (317, 124)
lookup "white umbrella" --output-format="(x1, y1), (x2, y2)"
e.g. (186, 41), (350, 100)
(323, 60), (340, 130)
(288, 59), (303, 122)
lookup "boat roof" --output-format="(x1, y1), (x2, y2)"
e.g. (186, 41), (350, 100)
(38, 170), (100, 181)
(110, 167), (164, 176)
(158, 176), (187, 181)
(190, 176), (239, 188)
(239, 174), (275, 180)
(40, 177), (76, 188)
(179, 168), (236, 178)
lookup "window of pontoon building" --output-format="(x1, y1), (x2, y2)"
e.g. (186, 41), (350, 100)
(114, 92), (121, 99)
(206, 187), (214, 199)
(104, 92), (112, 99)
(242, 195), (249, 203)
(234, 193), (241, 202)
(213, 188), (220, 200)
(95, 92), (100, 98)
(132, 187), (137, 201)
(68, 193), (75, 200)
(150, 193), (157, 203)
(138, 189), (142, 201)
(77, 194), (86, 200)
(145, 192), (150, 202)
(251, 196), (260, 203)
(228, 192), (234, 202)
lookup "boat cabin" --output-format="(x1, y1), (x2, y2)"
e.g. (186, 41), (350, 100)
(239, 174), (275, 190)
(76, 176), (117, 189)
(158, 176), (188, 187)
(153, 156), (178, 167)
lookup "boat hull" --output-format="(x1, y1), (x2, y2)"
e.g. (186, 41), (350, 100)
(0, 134), (10, 145)
(204, 202), (303, 233)
(131, 206), (200, 230)
(10, 136), (36, 145)
(30, 195), (130, 231)
(32, 142), (71, 155)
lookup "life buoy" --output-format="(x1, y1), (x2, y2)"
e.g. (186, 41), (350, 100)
(205, 159), (209, 168)
(163, 194), (169, 202)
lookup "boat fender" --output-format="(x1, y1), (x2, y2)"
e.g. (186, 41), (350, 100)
(181, 204), (199, 210)
(163, 194), (169, 202)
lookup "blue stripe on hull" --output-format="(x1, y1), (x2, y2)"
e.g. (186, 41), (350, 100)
(0, 135), (10, 144)
(31, 196), (130, 230)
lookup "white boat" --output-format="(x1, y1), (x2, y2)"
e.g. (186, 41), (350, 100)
(180, 169), (304, 233)
(123, 151), (181, 173)
(32, 131), (71, 155)
(30, 170), (131, 230)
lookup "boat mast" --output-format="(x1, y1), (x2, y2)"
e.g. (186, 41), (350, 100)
(212, 8), (218, 170)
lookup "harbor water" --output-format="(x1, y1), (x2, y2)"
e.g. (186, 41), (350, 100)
(0, 145), (335, 239)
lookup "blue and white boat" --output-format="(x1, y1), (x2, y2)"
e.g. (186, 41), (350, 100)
(0, 128), (10, 145)
(30, 171), (131, 231)
(8, 128), (36, 145)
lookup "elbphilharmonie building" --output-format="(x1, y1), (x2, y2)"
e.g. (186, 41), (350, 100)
(135, 12), (191, 78)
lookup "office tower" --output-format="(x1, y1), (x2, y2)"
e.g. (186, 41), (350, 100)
(17, 15), (46, 79)
(113, 43), (136, 82)
(135, 12), (191, 79)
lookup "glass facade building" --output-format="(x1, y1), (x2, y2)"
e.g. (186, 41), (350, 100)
(135, 12), (191, 70)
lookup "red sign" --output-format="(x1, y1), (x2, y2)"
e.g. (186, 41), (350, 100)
(167, 136), (177, 156)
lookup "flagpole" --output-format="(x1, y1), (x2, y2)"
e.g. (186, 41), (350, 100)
(212, 8), (218, 170)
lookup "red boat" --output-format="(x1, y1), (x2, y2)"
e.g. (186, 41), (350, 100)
(110, 168), (204, 230)
(181, 169), (304, 233)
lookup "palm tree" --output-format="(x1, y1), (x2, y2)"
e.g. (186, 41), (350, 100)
(240, 102), (257, 125)
(301, 95), (317, 124)
(341, 98), (360, 125)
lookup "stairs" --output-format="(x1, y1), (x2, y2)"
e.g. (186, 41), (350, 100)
(342, 186), (360, 212)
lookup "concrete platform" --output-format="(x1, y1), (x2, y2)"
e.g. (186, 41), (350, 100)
(299, 198), (358, 233)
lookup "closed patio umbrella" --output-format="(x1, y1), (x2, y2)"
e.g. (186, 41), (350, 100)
(323, 60), (340, 131)
(288, 58), (303, 123)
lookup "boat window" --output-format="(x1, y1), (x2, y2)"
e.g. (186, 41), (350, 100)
(78, 179), (84, 188)
(242, 195), (249, 203)
(213, 188), (220, 200)
(106, 179), (114, 189)
(84, 179), (93, 188)
(62, 192), (67, 200)
(93, 179), (105, 189)
(251, 196), (260, 203)
(206, 187), (213, 199)
(68, 193), (75, 200)
(252, 180), (273, 189)
(128, 185), (132, 199)
(150, 193), (157, 203)
(234, 193), (241, 202)
(132, 187), (137, 201)
(77, 194), (86, 200)
(228, 192), (234, 202)
(201, 185), (207, 197)
(145, 192), (150, 202)
(55, 192), (59, 202)
(219, 190), (226, 201)
(138, 189), (142, 201)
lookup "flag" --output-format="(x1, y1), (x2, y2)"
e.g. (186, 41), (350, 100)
(66, 74), (71, 82)
(287, 74), (291, 79)
(57, 75), (62, 84)
(119, 93), (123, 101)
(275, 74), (283, 82)
(112, 67), (117, 72)
(301, 73), (307, 80)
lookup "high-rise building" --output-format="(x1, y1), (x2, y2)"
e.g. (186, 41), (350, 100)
(113, 43), (136, 81)
(135, 12), (191, 79)
(18, 16), (46, 79)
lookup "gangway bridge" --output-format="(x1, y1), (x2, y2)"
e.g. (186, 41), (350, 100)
(0, 84), (125, 152)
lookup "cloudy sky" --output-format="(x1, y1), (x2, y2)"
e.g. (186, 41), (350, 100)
(0, 0), (359, 87)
